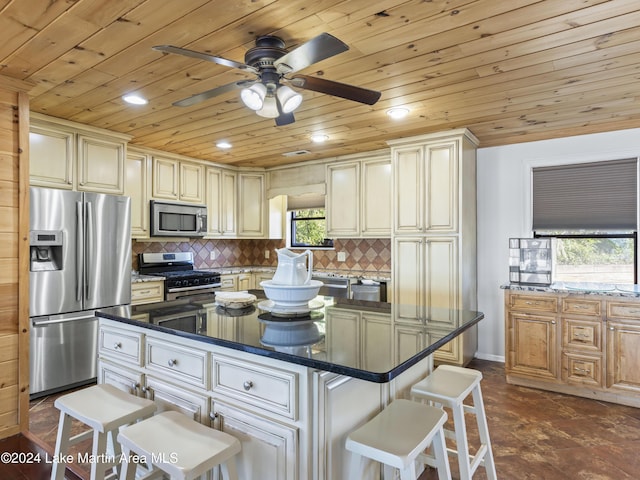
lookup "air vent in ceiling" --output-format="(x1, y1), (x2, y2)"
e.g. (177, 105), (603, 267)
(282, 149), (311, 157)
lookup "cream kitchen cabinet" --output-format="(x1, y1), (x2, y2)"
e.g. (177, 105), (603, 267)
(131, 280), (164, 305)
(238, 172), (266, 238)
(152, 156), (204, 204)
(253, 271), (274, 288)
(207, 169), (238, 237)
(326, 153), (391, 238)
(125, 149), (151, 238)
(389, 130), (478, 366)
(30, 113), (129, 194)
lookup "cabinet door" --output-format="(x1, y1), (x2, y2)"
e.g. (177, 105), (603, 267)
(238, 173), (265, 237)
(393, 237), (424, 322)
(507, 312), (558, 380)
(206, 167), (223, 235)
(424, 141), (458, 232)
(98, 360), (143, 396)
(237, 273), (253, 291)
(361, 157), (391, 236)
(29, 124), (74, 189)
(77, 134), (125, 194)
(125, 151), (150, 238)
(361, 312), (392, 371)
(144, 376), (209, 424)
(213, 401), (298, 480)
(606, 321), (640, 394)
(253, 272), (273, 289)
(221, 170), (237, 236)
(325, 308), (360, 366)
(179, 162), (204, 203)
(152, 156), (179, 200)
(393, 146), (423, 233)
(326, 161), (360, 237)
(425, 237), (458, 323)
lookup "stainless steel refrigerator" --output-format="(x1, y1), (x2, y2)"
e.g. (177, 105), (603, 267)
(29, 186), (131, 397)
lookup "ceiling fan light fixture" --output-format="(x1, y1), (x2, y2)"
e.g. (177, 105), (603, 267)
(277, 85), (303, 113)
(241, 83), (267, 110)
(256, 94), (279, 118)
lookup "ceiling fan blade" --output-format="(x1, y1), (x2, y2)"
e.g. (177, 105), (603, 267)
(274, 33), (348, 74)
(173, 80), (255, 107)
(290, 75), (381, 105)
(275, 112), (295, 126)
(153, 45), (257, 73)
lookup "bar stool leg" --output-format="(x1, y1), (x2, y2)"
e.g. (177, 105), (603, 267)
(348, 452), (364, 478)
(220, 458), (239, 480)
(451, 401), (472, 480)
(119, 446), (136, 480)
(432, 427), (452, 480)
(399, 461), (417, 480)
(90, 431), (108, 480)
(51, 412), (72, 480)
(472, 385), (497, 480)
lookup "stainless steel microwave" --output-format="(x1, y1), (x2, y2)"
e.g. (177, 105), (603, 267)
(150, 200), (207, 237)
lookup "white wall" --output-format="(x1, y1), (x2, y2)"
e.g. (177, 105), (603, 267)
(476, 128), (640, 362)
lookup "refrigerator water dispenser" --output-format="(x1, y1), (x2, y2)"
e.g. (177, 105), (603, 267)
(29, 230), (63, 271)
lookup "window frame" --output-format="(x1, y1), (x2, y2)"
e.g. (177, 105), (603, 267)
(289, 209), (333, 249)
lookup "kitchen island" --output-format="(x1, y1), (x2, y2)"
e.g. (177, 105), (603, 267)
(96, 292), (483, 480)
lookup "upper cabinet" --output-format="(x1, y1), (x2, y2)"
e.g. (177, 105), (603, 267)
(206, 167), (237, 237)
(326, 152), (391, 238)
(125, 149), (151, 239)
(237, 172), (266, 238)
(151, 156), (204, 204)
(30, 113), (129, 194)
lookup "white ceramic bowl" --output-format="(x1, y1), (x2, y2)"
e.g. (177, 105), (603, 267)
(260, 279), (323, 308)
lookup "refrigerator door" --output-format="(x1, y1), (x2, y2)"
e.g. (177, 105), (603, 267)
(29, 311), (98, 397)
(83, 192), (131, 310)
(29, 187), (84, 317)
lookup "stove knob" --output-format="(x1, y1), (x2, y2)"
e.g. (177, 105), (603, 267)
(193, 278), (200, 286)
(174, 280), (182, 287)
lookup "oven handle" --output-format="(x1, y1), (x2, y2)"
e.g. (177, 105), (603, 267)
(166, 283), (222, 293)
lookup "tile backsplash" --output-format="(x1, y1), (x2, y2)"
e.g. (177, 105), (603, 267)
(132, 238), (391, 274)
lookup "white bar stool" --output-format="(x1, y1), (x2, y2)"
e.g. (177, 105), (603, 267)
(410, 365), (497, 480)
(51, 383), (157, 480)
(345, 399), (451, 480)
(117, 410), (241, 480)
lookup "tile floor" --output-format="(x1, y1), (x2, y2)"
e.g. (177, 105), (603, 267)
(4, 358), (640, 479)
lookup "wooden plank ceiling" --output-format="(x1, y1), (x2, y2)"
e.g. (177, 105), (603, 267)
(2, 0), (639, 167)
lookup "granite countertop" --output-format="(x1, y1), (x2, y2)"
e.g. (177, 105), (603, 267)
(202, 266), (392, 283)
(502, 281), (640, 297)
(97, 292), (482, 383)
(131, 274), (165, 283)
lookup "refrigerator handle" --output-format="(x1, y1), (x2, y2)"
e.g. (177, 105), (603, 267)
(86, 201), (94, 301)
(76, 200), (84, 302)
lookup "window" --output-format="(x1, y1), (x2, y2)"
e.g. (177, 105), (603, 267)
(532, 158), (638, 284)
(290, 208), (333, 248)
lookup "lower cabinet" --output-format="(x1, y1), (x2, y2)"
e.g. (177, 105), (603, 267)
(505, 289), (640, 407)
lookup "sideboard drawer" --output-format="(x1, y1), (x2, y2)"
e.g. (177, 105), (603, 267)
(508, 294), (558, 313)
(99, 327), (143, 366)
(212, 355), (297, 420)
(607, 302), (640, 320)
(146, 337), (208, 389)
(131, 280), (164, 305)
(562, 318), (601, 352)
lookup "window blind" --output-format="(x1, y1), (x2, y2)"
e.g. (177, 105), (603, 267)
(532, 158), (638, 231)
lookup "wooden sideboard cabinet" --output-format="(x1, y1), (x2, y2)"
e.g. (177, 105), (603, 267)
(504, 288), (640, 407)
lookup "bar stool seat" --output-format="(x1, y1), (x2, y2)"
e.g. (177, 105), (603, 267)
(51, 383), (157, 480)
(117, 410), (241, 480)
(345, 399), (451, 480)
(411, 365), (497, 480)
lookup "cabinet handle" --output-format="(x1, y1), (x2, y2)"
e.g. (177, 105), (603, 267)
(525, 301), (539, 306)
(243, 380), (254, 391)
(138, 290), (151, 295)
(113, 342), (122, 349)
(574, 332), (590, 338)
(573, 367), (591, 374)
(167, 358), (177, 367)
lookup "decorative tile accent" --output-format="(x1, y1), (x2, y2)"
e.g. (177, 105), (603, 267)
(132, 238), (392, 275)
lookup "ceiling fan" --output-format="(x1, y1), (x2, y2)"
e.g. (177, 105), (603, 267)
(153, 33), (381, 126)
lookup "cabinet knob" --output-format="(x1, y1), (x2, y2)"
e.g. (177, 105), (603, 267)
(167, 358), (177, 367)
(551, 321), (556, 325)
(209, 412), (219, 420)
(113, 342), (122, 349)
(243, 380), (254, 391)
(131, 382), (140, 392)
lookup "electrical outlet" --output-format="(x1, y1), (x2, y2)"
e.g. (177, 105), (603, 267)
(337, 251), (346, 262)
(265, 250), (270, 259)
(209, 251), (217, 260)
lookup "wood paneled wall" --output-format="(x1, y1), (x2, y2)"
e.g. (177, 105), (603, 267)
(0, 82), (29, 439)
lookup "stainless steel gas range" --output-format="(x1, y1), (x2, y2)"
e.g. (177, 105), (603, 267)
(138, 252), (222, 300)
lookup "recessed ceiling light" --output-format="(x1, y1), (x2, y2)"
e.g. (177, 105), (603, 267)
(386, 107), (409, 119)
(216, 141), (232, 149)
(310, 134), (329, 143)
(122, 94), (148, 105)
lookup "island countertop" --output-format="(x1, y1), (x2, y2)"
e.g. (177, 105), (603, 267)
(96, 291), (483, 383)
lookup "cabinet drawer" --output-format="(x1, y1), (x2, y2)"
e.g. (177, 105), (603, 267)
(99, 327), (143, 366)
(562, 318), (602, 352)
(508, 294), (558, 313)
(607, 302), (640, 320)
(562, 298), (601, 317)
(561, 352), (602, 387)
(146, 337), (208, 389)
(212, 355), (297, 420)
(131, 281), (164, 305)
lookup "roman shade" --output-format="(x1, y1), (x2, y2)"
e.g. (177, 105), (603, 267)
(532, 158), (638, 231)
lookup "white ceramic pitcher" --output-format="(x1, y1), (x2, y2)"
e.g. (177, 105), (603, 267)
(272, 248), (313, 285)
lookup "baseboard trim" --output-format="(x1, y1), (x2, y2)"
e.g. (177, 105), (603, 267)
(474, 352), (505, 363)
